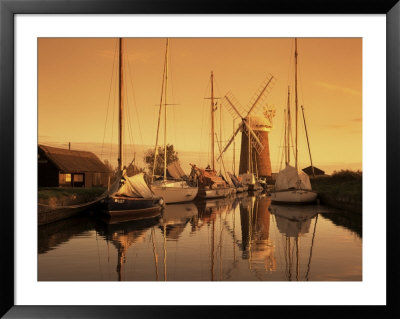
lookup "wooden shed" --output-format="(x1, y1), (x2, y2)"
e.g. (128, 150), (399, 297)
(38, 144), (111, 188)
(302, 165), (326, 177)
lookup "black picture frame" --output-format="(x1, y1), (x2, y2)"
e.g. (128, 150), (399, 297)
(1, 0), (399, 318)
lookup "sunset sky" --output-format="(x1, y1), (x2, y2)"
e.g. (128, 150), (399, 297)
(38, 38), (362, 174)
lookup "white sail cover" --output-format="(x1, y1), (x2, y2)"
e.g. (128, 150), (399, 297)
(167, 161), (186, 179)
(275, 164), (312, 191)
(113, 172), (154, 198)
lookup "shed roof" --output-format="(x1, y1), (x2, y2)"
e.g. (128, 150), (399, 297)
(302, 165), (325, 176)
(38, 144), (110, 173)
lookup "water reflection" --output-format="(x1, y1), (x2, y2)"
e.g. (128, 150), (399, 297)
(159, 202), (199, 281)
(193, 198), (234, 281)
(38, 192), (362, 281)
(269, 204), (318, 281)
(95, 216), (159, 281)
(239, 194), (276, 273)
(160, 202), (198, 240)
(38, 213), (95, 254)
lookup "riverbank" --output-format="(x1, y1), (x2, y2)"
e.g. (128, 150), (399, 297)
(311, 170), (362, 213)
(38, 187), (106, 225)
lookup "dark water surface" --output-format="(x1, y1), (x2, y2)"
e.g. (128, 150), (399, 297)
(38, 192), (362, 281)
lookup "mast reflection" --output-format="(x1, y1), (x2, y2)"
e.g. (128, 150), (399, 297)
(95, 215), (160, 281)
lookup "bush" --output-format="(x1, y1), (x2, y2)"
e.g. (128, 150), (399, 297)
(330, 170), (362, 182)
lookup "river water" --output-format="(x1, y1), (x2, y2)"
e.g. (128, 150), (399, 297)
(38, 192), (362, 281)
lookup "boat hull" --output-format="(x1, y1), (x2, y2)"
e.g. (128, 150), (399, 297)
(151, 185), (198, 204)
(100, 196), (164, 219)
(270, 190), (317, 204)
(196, 187), (231, 199)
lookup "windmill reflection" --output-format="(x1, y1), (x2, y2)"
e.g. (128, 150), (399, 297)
(239, 194), (276, 273)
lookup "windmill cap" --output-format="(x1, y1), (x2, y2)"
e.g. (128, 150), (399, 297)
(245, 115), (273, 132)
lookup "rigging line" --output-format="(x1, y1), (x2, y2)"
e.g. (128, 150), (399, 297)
(305, 214), (319, 281)
(124, 81), (135, 163)
(163, 224), (167, 281)
(109, 54), (118, 168)
(277, 110), (286, 171)
(95, 231), (103, 280)
(151, 227), (160, 281)
(122, 57), (136, 160)
(167, 41), (179, 149)
(123, 65), (137, 162)
(106, 238), (111, 280)
(286, 39), (294, 96)
(125, 54), (141, 150)
(101, 39), (118, 160)
(126, 51), (145, 159)
(152, 40), (167, 181)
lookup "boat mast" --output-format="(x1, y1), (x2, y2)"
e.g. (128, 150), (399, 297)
(287, 86), (291, 165)
(118, 38), (123, 172)
(284, 109), (287, 165)
(163, 39), (169, 182)
(211, 71), (215, 171)
(152, 39), (168, 182)
(294, 38), (298, 171)
(220, 94), (223, 174)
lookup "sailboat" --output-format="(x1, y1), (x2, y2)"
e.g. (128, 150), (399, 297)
(100, 38), (165, 217)
(270, 38), (317, 204)
(189, 71), (231, 199)
(150, 39), (198, 204)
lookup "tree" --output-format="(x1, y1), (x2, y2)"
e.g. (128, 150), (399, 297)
(144, 144), (179, 177)
(126, 163), (144, 177)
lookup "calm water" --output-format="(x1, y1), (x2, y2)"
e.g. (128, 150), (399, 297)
(38, 192), (362, 281)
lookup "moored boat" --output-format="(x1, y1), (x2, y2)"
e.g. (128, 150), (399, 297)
(270, 38), (317, 204)
(149, 39), (198, 204)
(100, 38), (164, 218)
(189, 71), (230, 199)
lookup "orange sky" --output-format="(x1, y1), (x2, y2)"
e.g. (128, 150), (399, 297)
(38, 38), (362, 174)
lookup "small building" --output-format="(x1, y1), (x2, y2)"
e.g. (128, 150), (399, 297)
(38, 144), (111, 188)
(302, 165), (325, 177)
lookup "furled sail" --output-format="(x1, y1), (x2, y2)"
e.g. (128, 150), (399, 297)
(228, 173), (243, 188)
(113, 172), (154, 198)
(167, 161), (186, 179)
(275, 164), (312, 191)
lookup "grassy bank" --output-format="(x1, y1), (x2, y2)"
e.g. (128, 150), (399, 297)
(311, 170), (362, 213)
(38, 187), (106, 206)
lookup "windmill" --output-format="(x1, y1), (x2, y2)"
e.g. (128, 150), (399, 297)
(217, 74), (276, 182)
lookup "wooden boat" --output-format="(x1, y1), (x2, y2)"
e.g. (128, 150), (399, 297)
(100, 38), (164, 217)
(149, 39), (198, 204)
(270, 38), (317, 204)
(38, 195), (106, 226)
(190, 164), (232, 199)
